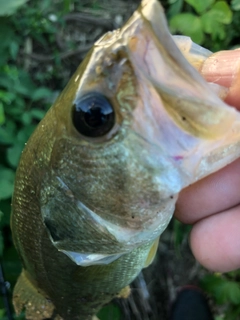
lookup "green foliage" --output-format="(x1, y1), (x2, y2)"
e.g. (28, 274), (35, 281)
(231, 0), (240, 11)
(0, 0), (29, 16)
(97, 303), (122, 320)
(0, 211), (3, 256)
(169, 0), (235, 50)
(170, 12), (204, 43)
(173, 219), (192, 252)
(201, 272), (240, 319)
(0, 0), (61, 317)
(0, 63), (53, 193)
(0, 166), (15, 200)
(185, 0), (215, 14)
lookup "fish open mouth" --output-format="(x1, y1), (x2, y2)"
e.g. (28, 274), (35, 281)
(122, 0), (240, 183)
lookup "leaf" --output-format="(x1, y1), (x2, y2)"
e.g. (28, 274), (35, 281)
(0, 167), (15, 200)
(0, 72), (15, 91)
(0, 310), (5, 318)
(30, 108), (46, 120)
(21, 112), (32, 125)
(209, 1), (233, 24)
(185, 0), (214, 14)
(201, 274), (224, 292)
(0, 121), (16, 145)
(201, 274), (240, 305)
(0, 200), (11, 227)
(170, 13), (204, 44)
(167, 0), (183, 19)
(10, 41), (19, 60)
(0, 68), (36, 99)
(5, 99), (25, 117)
(0, 21), (15, 49)
(0, 102), (5, 125)
(15, 70), (36, 97)
(211, 280), (240, 305)
(201, 14), (227, 40)
(17, 125), (35, 142)
(0, 231), (3, 256)
(200, 2), (232, 40)
(0, 0), (29, 16)
(225, 304), (240, 320)
(97, 303), (122, 320)
(0, 90), (16, 104)
(226, 281), (240, 305)
(231, 0), (240, 11)
(6, 143), (24, 168)
(31, 87), (53, 101)
(2, 252), (22, 283)
(174, 219), (192, 250)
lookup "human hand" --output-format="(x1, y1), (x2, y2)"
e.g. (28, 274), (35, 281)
(175, 49), (240, 273)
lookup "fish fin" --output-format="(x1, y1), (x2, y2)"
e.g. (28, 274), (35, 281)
(144, 237), (160, 268)
(13, 270), (55, 320)
(116, 285), (131, 299)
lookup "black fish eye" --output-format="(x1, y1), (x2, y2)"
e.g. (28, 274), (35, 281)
(72, 92), (115, 138)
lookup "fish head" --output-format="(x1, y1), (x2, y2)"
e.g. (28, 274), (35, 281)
(40, 0), (240, 265)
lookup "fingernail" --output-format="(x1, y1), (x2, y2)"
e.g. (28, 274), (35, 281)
(200, 50), (240, 109)
(200, 50), (240, 87)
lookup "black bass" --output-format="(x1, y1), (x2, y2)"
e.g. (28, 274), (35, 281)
(11, 0), (240, 319)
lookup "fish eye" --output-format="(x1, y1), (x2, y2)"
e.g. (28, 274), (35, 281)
(72, 92), (115, 138)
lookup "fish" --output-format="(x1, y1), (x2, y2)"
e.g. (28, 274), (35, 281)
(11, 0), (240, 319)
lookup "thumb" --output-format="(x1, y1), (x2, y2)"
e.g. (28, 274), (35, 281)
(199, 49), (240, 109)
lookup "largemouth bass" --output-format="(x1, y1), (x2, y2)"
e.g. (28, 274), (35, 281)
(11, 0), (240, 319)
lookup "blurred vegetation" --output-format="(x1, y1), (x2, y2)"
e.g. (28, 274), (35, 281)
(0, 0), (240, 319)
(201, 272), (240, 320)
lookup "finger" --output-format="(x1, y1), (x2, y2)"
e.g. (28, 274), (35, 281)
(200, 50), (240, 109)
(190, 205), (240, 272)
(175, 158), (240, 224)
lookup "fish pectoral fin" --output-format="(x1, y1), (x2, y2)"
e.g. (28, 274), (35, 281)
(144, 237), (160, 268)
(13, 270), (56, 320)
(116, 285), (131, 299)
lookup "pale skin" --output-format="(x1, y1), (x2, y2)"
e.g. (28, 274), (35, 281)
(175, 49), (240, 273)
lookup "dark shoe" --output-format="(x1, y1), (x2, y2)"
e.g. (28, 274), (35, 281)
(169, 286), (214, 320)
